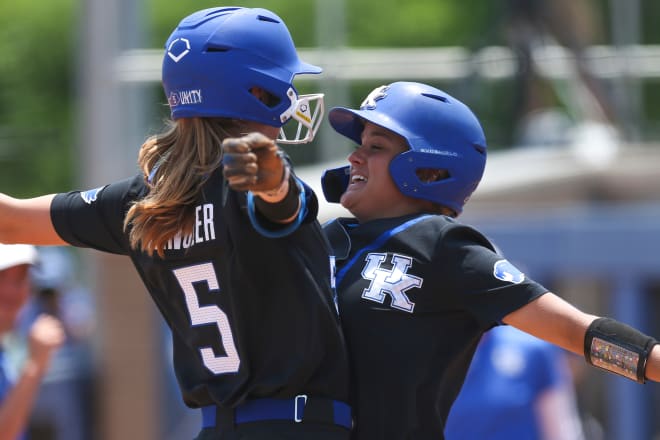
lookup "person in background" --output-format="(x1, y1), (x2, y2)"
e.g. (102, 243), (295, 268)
(6, 246), (95, 440)
(445, 325), (585, 440)
(0, 244), (65, 440)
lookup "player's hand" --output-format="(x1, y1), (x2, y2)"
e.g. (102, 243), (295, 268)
(222, 133), (287, 193)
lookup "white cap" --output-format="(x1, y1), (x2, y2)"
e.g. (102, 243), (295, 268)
(0, 244), (39, 271)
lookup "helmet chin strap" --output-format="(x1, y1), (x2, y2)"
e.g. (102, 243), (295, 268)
(278, 89), (325, 144)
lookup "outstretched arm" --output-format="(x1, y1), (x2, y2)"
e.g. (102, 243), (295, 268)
(504, 292), (660, 382)
(503, 293), (597, 355)
(647, 347), (660, 381)
(0, 194), (65, 245)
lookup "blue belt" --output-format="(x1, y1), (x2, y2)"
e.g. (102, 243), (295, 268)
(201, 395), (352, 430)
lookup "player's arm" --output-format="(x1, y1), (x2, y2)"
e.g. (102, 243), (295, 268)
(503, 292), (660, 383)
(646, 345), (660, 381)
(0, 193), (66, 245)
(502, 293), (596, 355)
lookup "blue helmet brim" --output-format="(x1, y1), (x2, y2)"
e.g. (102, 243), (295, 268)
(295, 60), (322, 75)
(328, 107), (410, 146)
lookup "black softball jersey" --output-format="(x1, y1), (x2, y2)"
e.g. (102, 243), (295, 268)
(323, 213), (548, 440)
(50, 169), (350, 410)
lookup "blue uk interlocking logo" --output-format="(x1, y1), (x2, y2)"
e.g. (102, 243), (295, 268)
(80, 186), (105, 204)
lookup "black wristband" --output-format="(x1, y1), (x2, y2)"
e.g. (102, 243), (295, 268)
(253, 175), (301, 223)
(584, 317), (658, 383)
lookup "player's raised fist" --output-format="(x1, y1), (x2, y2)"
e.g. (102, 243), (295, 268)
(222, 133), (287, 193)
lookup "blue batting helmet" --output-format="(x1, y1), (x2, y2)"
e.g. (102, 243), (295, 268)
(324, 82), (487, 214)
(162, 7), (323, 142)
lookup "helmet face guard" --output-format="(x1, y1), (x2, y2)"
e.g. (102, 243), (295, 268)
(278, 92), (325, 144)
(162, 7), (323, 144)
(325, 82), (487, 214)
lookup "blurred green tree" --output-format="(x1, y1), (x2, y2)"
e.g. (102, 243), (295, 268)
(0, 0), (77, 196)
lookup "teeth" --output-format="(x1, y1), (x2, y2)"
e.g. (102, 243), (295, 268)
(351, 175), (367, 183)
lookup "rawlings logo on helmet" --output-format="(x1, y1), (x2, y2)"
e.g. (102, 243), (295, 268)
(360, 85), (389, 110)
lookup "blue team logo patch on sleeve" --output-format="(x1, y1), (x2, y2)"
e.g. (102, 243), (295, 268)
(493, 259), (525, 284)
(80, 186), (106, 204)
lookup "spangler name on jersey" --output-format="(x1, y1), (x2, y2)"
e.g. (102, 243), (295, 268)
(164, 203), (216, 250)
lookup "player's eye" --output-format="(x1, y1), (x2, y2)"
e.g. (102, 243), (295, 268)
(363, 141), (382, 150)
(353, 144), (380, 152)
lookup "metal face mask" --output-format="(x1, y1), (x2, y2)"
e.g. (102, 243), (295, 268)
(278, 90), (325, 144)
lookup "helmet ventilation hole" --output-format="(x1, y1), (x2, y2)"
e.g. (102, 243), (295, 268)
(257, 15), (280, 23)
(416, 168), (450, 184)
(422, 93), (449, 103)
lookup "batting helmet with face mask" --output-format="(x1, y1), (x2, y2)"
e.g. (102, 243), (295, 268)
(162, 7), (324, 144)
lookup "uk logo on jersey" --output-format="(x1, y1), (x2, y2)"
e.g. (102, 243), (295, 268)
(493, 259), (525, 284)
(80, 186), (106, 204)
(361, 252), (422, 313)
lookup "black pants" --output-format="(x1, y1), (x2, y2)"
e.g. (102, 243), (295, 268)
(193, 420), (351, 440)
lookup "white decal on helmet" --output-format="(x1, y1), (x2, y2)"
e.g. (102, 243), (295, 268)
(360, 85), (389, 110)
(167, 38), (191, 63)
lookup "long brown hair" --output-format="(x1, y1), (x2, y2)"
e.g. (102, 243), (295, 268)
(124, 117), (238, 257)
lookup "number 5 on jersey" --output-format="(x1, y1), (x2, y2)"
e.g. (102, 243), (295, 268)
(173, 263), (241, 374)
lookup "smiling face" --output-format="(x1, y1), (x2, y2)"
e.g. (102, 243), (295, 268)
(340, 122), (430, 223)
